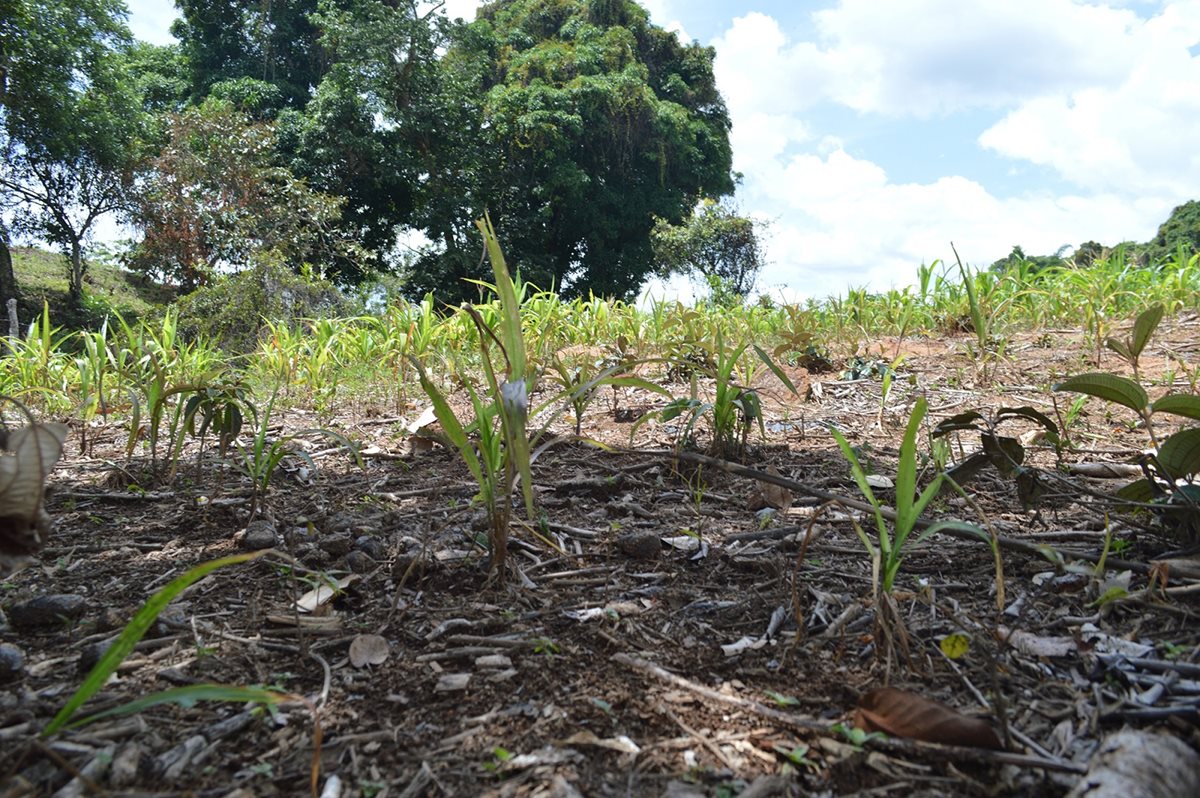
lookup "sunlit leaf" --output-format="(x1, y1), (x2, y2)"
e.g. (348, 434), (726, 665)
(939, 633), (971, 660)
(1054, 373), (1148, 412)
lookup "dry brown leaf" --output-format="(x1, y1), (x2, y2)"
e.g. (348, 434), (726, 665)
(747, 465), (792, 511)
(348, 634), (390, 668)
(854, 687), (1003, 750)
(0, 422), (68, 575)
(761, 466), (793, 511)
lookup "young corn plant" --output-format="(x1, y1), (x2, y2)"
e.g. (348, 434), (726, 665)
(636, 329), (796, 460)
(832, 397), (945, 594)
(40, 550), (319, 797)
(235, 388), (361, 519)
(413, 215), (535, 584)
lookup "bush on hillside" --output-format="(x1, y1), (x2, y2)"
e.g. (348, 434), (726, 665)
(172, 259), (352, 352)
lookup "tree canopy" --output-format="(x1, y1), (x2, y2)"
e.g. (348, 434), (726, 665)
(165, 0), (735, 300)
(0, 0), (148, 302)
(4, 0), (738, 302)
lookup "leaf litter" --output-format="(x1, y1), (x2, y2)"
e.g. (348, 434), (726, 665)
(1, 324), (1199, 795)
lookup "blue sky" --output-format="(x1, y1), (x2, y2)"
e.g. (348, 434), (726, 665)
(126, 0), (1200, 301)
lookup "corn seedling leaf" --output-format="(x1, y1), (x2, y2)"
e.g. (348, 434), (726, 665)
(893, 397), (927, 534)
(831, 426), (888, 543)
(411, 357), (484, 487)
(1054, 373), (1148, 413)
(69, 684), (292, 729)
(913, 520), (990, 546)
(752, 344), (798, 395)
(44, 551), (270, 737)
(1152, 393), (1200, 421)
(475, 214), (525, 381)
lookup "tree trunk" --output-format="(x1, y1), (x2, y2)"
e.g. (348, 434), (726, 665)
(68, 238), (84, 304)
(0, 223), (19, 308)
(0, 224), (19, 341)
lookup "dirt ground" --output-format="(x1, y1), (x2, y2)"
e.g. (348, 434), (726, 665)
(3, 318), (1200, 797)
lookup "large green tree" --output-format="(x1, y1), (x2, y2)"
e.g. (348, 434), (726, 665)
(1146, 200), (1200, 265)
(415, 0), (735, 299)
(172, 0), (327, 111)
(0, 0), (147, 304)
(651, 198), (764, 299)
(298, 0), (735, 299)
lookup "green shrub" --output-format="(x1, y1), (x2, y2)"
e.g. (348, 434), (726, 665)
(172, 260), (352, 352)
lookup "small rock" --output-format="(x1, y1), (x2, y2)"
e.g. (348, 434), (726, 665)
(754, 507), (778, 525)
(241, 519), (277, 550)
(6, 594), (88, 631)
(0, 643), (25, 681)
(434, 673), (471, 692)
(318, 533), (354, 556)
(284, 525), (313, 546)
(345, 550), (376, 574)
(616, 532), (660, 561)
(355, 535), (385, 560)
(78, 641), (112, 675)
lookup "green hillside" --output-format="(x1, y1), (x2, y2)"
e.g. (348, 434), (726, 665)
(8, 246), (177, 333)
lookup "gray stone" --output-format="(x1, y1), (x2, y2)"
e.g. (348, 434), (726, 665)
(345, 550), (376, 574)
(241, 519), (277, 550)
(355, 535), (385, 560)
(318, 533), (354, 556)
(6, 594), (88, 630)
(0, 643), (24, 681)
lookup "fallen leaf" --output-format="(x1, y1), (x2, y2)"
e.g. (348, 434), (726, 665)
(854, 687), (1003, 750)
(562, 730), (641, 754)
(939, 633), (971, 660)
(295, 575), (357, 613)
(748, 466), (792, 512)
(348, 634), (390, 668)
(996, 626), (1076, 658)
(0, 421), (68, 575)
(406, 405), (438, 434)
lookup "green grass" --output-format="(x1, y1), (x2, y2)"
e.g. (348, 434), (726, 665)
(10, 246), (177, 333)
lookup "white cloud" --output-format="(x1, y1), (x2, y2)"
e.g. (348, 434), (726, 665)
(746, 147), (1173, 300)
(715, 2), (1146, 119)
(708, 2), (1196, 301)
(980, 1), (1200, 195)
(811, 0), (1142, 115)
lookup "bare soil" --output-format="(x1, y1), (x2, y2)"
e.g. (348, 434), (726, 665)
(3, 319), (1200, 797)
